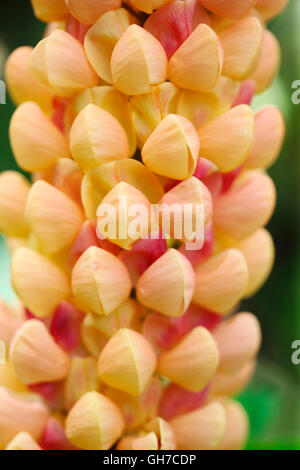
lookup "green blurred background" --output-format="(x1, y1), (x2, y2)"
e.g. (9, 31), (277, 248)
(0, 0), (299, 449)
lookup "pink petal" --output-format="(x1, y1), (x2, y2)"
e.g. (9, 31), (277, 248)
(40, 417), (76, 450)
(50, 301), (84, 352)
(159, 383), (209, 420)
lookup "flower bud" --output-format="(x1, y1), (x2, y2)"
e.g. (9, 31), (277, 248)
(193, 249), (248, 314)
(5, 46), (53, 112)
(11, 247), (71, 318)
(0, 386), (49, 448)
(170, 401), (226, 450)
(159, 383), (208, 421)
(5, 432), (42, 450)
(70, 104), (130, 172)
(144, 417), (176, 450)
(214, 171), (276, 240)
(82, 159), (164, 220)
(10, 319), (70, 384)
(130, 83), (178, 144)
(255, 0), (288, 20)
(31, 0), (69, 22)
(9, 102), (70, 172)
(129, 0), (173, 14)
(142, 114), (200, 180)
(137, 249), (195, 317)
(201, 0), (256, 19)
(168, 24), (223, 92)
(0, 171), (30, 238)
(158, 326), (218, 392)
(217, 400), (249, 450)
(66, 0), (122, 25)
(198, 105), (254, 172)
(244, 106), (285, 170)
(111, 25), (168, 95)
(71, 246), (132, 316)
(39, 416), (75, 450)
(84, 8), (136, 83)
(98, 328), (157, 396)
(52, 158), (83, 206)
(64, 357), (100, 411)
(210, 360), (256, 398)
(213, 312), (261, 374)
(30, 30), (99, 97)
(65, 391), (125, 450)
(236, 228), (275, 297)
(249, 30), (280, 94)
(26, 180), (84, 254)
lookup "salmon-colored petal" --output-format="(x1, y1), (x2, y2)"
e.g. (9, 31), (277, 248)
(52, 158), (83, 206)
(111, 25), (168, 95)
(31, 0), (69, 22)
(64, 357), (100, 411)
(129, 0), (173, 14)
(168, 24), (223, 92)
(66, 0), (122, 25)
(210, 360), (256, 398)
(39, 416), (75, 450)
(50, 301), (84, 353)
(249, 30), (280, 94)
(144, 417), (176, 450)
(0, 171), (30, 238)
(217, 400), (249, 450)
(200, 0), (256, 19)
(132, 432), (158, 450)
(0, 301), (24, 346)
(255, 0), (288, 20)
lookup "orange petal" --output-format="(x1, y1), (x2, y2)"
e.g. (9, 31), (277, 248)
(65, 391), (125, 450)
(129, 0), (173, 14)
(170, 401), (226, 450)
(193, 249), (248, 314)
(98, 328), (157, 396)
(0, 171), (30, 238)
(9, 102), (70, 172)
(66, 0), (122, 25)
(10, 319), (70, 384)
(244, 106), (285, 169)
(217, 400), (249, 450)
(142, 114), (199, 180)
(5, 46), (53, 112)
(137, 249), (195, 317)
(214, 170), (276, 240)
(111, 25), (168, 95)
(255, 0), (288, 20)
(0, 301), (24, 345)
(168, 24), (223, 92)
(31, 0), (69, 22)
(249, 30), (280, 94)
(11, 247), (71, 318)
(64, 356), (100, 411)
(52, 158), (83, 206)
(210, 360), (256, 397)
(198, 105), (254, 172)
(213, 312), (261, 373)
(70, 103), (130, 171)
(132, 432), (158, 450)
(158, 326), (219, 392)
(6, 432), (42, 450)
(144, 417), (176, 450)
(82, 159), (164, 220)
(218, 17), (263, 80)
(200, 0), (256, 19)
(84, 8), (136, 83)
(236, 228), (275, 297)
(71, 246), (132, 316)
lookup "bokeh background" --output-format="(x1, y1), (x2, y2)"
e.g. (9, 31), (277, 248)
(0, 0), (299, 449)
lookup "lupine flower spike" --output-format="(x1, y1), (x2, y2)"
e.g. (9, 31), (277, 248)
(0, 0), (287, 450)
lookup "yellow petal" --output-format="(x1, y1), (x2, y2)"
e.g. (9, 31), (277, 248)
(111, 25), (168, 95)
(26, 180), (84, 254)
(214, 170), (276, 240)
(64, 357), (101, 411)
(193, 249), (248, 314)
(130, 83), (178, 145)
(98, 328), (157, 396)
(249, 30), (280, 94)
(168, 24), (223, 92)
(218, 17), (263, 80)
(84, 8), (136, 83)
(170, 401), (226, 450)
(82, 159), (164, 220)
(200, 0), (256, 19)
(66, 0), (122, 25)
(71, 246), (132, 316)
(70, 103), (130, 172)
(236, 228), (275, 297)
(11, 247), (71, 318)
(0, 362), (27, 393)
(158, 326), (219, 392)
(65, 391), (125, 450)
(255, 0), (288, 20)
(130, 0), (172, 13)
(132, 432), (158, 450)
(10, 319), (70, 384)
(198, 105), (254, 172)
(213, 312), (261, 373)
(0, 171), (30, 238)
(136, 249), (195, 317)
(31, 0), (69, 22)
(142, 114), (199, 180)
(244, 106), (285, 169)
(6, 431), (42, 450)
(70, 86), (137, 156)
(9, 102), (70, 172)
(5, 46), (53, 112)
(144, 417), (176, 450)
(217, 400), (249, 450)
(0, 387), (49, 448)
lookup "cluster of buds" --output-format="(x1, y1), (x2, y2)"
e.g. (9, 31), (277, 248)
(0, 0), (287, 450)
